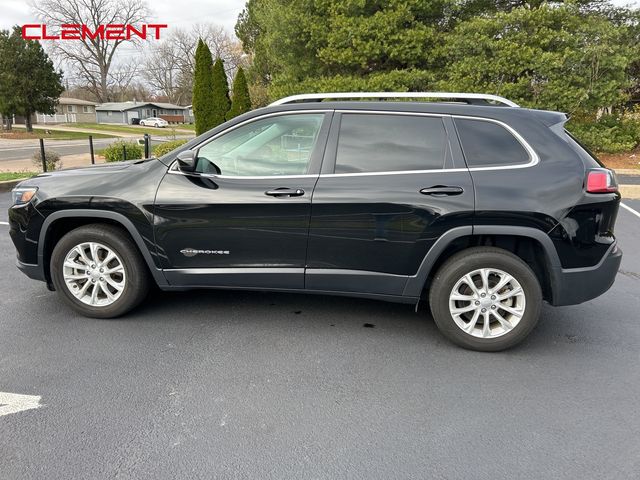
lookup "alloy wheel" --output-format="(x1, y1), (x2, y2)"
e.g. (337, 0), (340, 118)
(448, 268), (526, 338)
(62, 242), (126, 307)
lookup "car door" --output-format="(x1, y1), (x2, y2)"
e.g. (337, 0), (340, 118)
(154, 111), (332, 289)
(306, 110), (475, 296)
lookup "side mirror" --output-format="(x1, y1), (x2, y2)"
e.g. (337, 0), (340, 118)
(176, 149), (196, 172)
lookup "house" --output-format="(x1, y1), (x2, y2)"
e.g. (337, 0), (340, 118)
(184, 105), (194, 124)
(35, 97), (97, 124)
(95, 101), (187, 125)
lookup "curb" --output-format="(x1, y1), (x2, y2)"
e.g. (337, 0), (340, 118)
(0, 178), (29, 192)
(620, 185), (640, 200)
(614, 168), (640, 176)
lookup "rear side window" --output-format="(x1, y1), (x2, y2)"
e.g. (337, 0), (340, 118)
(455, 118), (530, 167)
(335, 114), (447, 174)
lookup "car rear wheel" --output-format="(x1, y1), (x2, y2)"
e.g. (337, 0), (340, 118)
(139, 121), (145, 126)
(428, 247), (542, 352)
(50, 224), (150, 318)
(154, 123), (159, 127)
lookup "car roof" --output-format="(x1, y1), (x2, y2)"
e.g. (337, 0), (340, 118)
(254, 101), (567, 127)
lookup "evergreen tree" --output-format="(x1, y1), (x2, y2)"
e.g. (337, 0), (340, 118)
(211, 57), (230, 127)
(235, 0), (640, 115)
(227, 67), (252, 120)
(192, 39), (216, 136)
(0, 26), (63, 132)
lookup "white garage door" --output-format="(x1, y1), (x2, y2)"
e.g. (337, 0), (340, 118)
(127, 111), (139, 124)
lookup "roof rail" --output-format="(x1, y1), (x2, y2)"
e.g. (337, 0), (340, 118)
(269, 92), (519, 107)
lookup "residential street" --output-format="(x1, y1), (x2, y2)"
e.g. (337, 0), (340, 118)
(0, 135), (193, 165)
(0, 137), (117, 162)
(1, 193), (639, 479)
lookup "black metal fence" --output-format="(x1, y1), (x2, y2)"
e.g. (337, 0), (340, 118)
(35, 133), (152, 173)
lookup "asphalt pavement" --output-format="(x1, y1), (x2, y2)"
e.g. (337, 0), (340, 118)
(1, 193), (639, 479)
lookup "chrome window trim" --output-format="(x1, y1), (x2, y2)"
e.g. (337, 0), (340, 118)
(321, 110), (538, 177)
(168, 110), (328, 180)
(167, 162), (318, 180)
(320, 168), (469, 178)
(452, 114), (539, 171)
(167, 108), (539, 180)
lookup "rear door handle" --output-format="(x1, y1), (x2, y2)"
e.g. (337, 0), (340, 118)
(419, 186), (464, 196)
(265, 188), (305, 197)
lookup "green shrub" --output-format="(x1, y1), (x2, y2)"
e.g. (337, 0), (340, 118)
(31, 149), (62, 171)
(103, 141), (144, 162)
(567, 115), (640, 154)
(153, 139), (188, 157)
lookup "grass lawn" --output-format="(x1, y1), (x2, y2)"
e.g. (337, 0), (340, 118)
(4, 127), (114, 140)
(73, 122), (192, 136)
(0, 172), (37, 181)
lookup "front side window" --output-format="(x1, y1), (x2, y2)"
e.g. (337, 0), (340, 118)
(334, 114), (447, 174)
(67, 105), (75, 113)
(195, 114), (324, 176)
(454, 118), (530, 167)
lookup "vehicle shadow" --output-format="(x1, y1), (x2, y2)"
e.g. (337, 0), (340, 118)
(122, 286), (617, 354)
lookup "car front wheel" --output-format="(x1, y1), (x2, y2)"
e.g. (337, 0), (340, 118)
(428, 247), (542, 352)
(50, 224), (150, 318)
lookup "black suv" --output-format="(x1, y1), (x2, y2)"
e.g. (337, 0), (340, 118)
(9, 92), (622, 351)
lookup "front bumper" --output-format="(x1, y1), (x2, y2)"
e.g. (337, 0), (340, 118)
(551, 243), (622, 306)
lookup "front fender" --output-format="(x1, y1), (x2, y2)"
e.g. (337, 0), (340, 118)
(37, 207), (167, 287)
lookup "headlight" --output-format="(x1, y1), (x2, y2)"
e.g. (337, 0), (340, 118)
(11, 187), (38, 206)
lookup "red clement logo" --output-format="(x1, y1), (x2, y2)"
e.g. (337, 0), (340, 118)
(21, 24), (168, 41)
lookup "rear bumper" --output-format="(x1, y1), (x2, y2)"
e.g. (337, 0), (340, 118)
(16, 258), (46, 282)
(551, 243), (622, 306)
(16, 260), (47, 282)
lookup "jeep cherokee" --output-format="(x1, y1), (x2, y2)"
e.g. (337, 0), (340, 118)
(8, 92), (622, 351)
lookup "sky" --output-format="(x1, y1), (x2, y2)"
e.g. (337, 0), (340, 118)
(3, 0), (638, 37)
(2, 0), (638, 90)
(1, 0), (248, 84)
(0, 0), (246, 34)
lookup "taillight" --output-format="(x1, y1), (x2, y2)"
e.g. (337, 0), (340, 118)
(586, 168), (618, 193)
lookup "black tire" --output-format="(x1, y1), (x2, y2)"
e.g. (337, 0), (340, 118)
(428, 247), (542, 352)
(50, 224), (150, 318)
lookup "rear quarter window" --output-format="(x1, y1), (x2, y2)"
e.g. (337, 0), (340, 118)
(454, 118), (530, 167)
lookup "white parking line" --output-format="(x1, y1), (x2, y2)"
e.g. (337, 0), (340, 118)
(621, 202), (640, 220)
(0, 221), (8, 225)
(0, 392), (42, 417)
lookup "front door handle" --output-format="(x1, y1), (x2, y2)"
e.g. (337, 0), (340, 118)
(265, 188), (305, 197)
(419, 186), (464, 196)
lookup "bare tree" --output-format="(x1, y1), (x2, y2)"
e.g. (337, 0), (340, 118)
(144, 42), (182, 104)
(144, 24), (247, 105)
(30, 0), (148, 102)
(107, 59), (140, 99)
